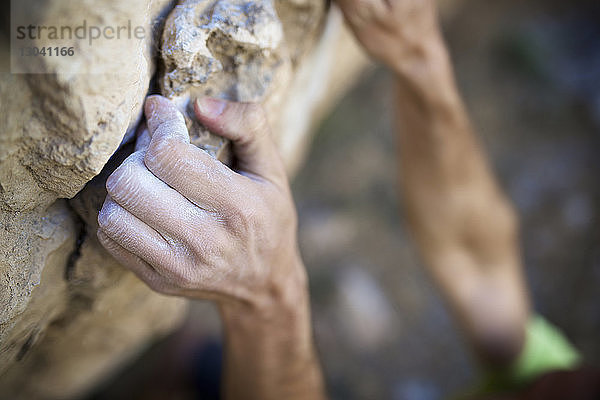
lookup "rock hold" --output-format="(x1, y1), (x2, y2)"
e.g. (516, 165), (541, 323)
(160, 0), (288, 162)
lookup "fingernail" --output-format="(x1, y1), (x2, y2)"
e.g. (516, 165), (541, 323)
(145, 96), (158, 118)
(196, 97), (226, 117)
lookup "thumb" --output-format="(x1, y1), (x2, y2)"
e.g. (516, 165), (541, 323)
(194, 97), (284, 183)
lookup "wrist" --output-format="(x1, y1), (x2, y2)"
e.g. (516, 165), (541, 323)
(391, 39), (470, 133)
(391, 38), (458, 103)
(390, 34), (449, 78)
(218, 256), (323, 399)
(220, 251), (310, 328)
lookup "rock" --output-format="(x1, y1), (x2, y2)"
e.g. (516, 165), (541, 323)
(0, 136), (187, 399)
(161, 0), (286, 100)
(0, 201), (75, 375)
(157, 0), (326, 163)
(0, 233), (186, 399)
(0, 1), (337, 395)
(0, 0), (186, 397)
(159, 0), (287, 161)
(156, 0), (373, 176)
(0, 0), (173, 212)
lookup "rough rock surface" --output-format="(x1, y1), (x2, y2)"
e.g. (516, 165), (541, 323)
(0, 234), (186, 399)
(155, 0), (376, 174)
(1, 0), (174, 212)
(0, 1), (187, 398)
(160, 0), (285, 161)
(158, 0), (325, 163)
(0, 201), (75, 374)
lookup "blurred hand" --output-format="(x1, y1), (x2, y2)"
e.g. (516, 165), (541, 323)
(335, 0), (444, 73)
(97, 95), (305, 310)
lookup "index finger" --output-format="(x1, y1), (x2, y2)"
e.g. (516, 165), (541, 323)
(142, 95), (243, 211)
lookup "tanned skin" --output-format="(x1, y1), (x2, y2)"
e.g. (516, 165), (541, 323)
(336, 0), (530, 365)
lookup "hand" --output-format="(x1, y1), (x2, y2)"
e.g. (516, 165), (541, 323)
(335, 0), (445, 74)
(97, 95), (306, 312)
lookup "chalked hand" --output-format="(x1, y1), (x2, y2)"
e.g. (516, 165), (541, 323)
(97, 95), (305, 310)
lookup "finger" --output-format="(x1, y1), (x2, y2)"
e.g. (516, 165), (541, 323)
(142, 95), (248, 209)
(194, 98), (286, 183)
(143, 131), (248, 212)
(135, 123), (151, 153)
(98, 196), (228, 291)
(106, 150), (219, 241)
(98, 195), (173, 268)
(97, 229), (170, 294)
(144, 95), (190, 144)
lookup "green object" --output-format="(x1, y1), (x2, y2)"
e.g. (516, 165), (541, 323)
(507, 315), (581, 386)
(459, 315), (582, 398)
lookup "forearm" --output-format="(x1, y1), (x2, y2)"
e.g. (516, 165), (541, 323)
(392, 38), (530, 363)
(392, 40), (518, 262)
(334, 0), (529, 367)
(219, 260), (326, 400)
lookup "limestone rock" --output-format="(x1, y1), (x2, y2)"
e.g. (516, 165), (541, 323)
(158, 0), (325, 163)
(159, 0), (287, 161)
(0, 1), (369, 397)
(0, 2), (368, 395)
(0, 232), (186, 399)
(161, 0), (285, 100)
(0, 0), (187, 397)
(0, 0), (173, 212)
(0, 137), (187, 399)
(0, 202), (74, 375)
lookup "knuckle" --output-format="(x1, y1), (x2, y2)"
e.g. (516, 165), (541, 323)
(159, 257), (196, 289)
(150, 111), (186, 135)
(152, 117), (187, 142)
(189, 232), (224, 266)
(225, 202), (259, 237)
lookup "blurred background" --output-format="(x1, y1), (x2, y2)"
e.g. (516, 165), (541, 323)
(91, 0), (600, 398)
